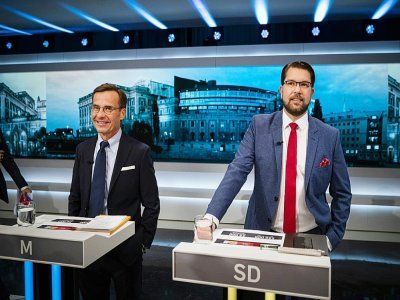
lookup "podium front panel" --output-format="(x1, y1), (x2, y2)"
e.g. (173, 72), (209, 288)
(0, 234), (83, 266)
(173, 242), (331, 299)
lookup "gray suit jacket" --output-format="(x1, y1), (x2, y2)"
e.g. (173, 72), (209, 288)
(206, 111), (352, 250)
(68, 134), (160, 265)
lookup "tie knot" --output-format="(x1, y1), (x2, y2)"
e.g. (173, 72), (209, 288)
(100, 141), (109, 151)
(289, 122), (297, 131)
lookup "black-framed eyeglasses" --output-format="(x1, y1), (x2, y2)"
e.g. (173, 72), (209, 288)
(284, 80), (312, 90)
(92, 104), (123, 115)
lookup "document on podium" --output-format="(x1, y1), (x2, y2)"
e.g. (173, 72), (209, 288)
(35, 214), (131, 235)
(213, 229), (285, 249)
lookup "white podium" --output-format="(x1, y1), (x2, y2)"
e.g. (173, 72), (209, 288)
(0, 214), (135, 300)
(0, 214), (135, 268)
(173, 231), (331, 300)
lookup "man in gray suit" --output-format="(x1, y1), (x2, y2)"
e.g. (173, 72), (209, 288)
(69, 83), (160, 300)
(199, 61), (351, 251)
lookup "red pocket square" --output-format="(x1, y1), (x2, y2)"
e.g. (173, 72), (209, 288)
(319, 158), (330, 167)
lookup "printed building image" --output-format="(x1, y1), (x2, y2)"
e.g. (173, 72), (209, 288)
(75, 76), (279, 161)
(387, 75), (400, 163)
(0, 82), (46, 157)
(159, 76), (279, 161)
(77, 81), (173, 139)
(72, 73), (399, 166)
(325, 111), (387, 165)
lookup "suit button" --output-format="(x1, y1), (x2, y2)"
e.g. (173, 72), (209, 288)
(274, 196), (279, 201)
(268, 218), (271, 223)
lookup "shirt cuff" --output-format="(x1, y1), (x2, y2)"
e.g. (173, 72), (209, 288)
(204, 213), (219, 228)
(20, 186), (30, 192)
(326, 236), (333, 252)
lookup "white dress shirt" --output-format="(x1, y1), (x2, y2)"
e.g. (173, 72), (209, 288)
(272, 111), (318, 232)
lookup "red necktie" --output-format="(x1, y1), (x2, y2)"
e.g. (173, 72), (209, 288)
(284, 122), (297, 233)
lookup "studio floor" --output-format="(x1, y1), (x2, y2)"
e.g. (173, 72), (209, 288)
(1, 218), (399, 300)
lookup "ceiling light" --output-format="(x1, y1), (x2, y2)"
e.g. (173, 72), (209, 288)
(365, 24), (375, 35)
(259, 25), (269, 39)
(314, 0), (332, 22)
(312, 26), (320, 36)
(1, 4), (73, 34)
(167, 33), (175, 43)
(5, 41), (13, 50)
(121, 32), (134, 46)
(372, 0), (398, 19)
(81, 38), (89, 47)
(80, 35), (92, 47)
(0, 24), (31, 35)
(41, 36), (54, 49)
(124, 0), (168, 30)
(253, 0), (268, 25)
(212, 27), (223, 41)
(123, 35), (131, 44)
(213, 31), (222, 41)
(61, 3), (119, 32)
(189, 0), (217, 27)
(260, 29), (269, 39)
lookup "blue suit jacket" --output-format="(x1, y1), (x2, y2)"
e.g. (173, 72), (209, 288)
(206, 111), (352, 250)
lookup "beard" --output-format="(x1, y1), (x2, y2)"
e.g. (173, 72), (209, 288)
(283, 97), (310, 117)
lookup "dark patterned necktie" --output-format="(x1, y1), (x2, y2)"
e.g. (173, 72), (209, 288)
(88, 141), (109, 218)
(283, 122), (297, 233)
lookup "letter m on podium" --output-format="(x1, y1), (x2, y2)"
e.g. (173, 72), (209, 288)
(21, 240), (33, 255)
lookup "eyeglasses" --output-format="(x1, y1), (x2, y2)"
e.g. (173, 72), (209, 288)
(92, 104), (123, 115)
(284, 80), (312, 90)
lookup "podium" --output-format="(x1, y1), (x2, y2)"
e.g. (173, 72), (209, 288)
(0, 214), (135, 299)
(173, 231), (331, 300)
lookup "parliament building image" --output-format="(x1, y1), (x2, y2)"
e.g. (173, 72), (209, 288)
(77, 76), (279, 162)
(0, 83), (46, 157)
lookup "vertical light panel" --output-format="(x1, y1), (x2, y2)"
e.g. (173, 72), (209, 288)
(24, 261), (34, 300)
(51, 264), (62, 300)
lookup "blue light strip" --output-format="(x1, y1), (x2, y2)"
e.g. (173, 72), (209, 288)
(0, 4), (74, 34)
(252, 0), (269, 25)
(61, 3), (119, 32)
(189, 0), (217, 27)
(24, 261), (34, 300)
(0, 24), (31, 35)
(372, 0), (398, 19)
(51, 265), (62, 300)
(314, 0), (332, 22)
(123, 0), (167, 30)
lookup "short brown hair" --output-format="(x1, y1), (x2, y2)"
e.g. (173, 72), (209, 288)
(281, 61), (315, 87)
(92, 83), (127, 108)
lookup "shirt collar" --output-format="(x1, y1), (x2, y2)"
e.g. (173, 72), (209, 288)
(96, 129), (122, 152)
(282, 110), (309, 131)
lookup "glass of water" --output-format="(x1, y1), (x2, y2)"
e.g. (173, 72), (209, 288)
(16, 193), (36, 226)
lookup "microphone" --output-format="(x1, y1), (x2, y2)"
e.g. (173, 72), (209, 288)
(276, 141), (283, 145)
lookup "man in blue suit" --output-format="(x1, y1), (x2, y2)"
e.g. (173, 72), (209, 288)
(202, 61), (351, 252)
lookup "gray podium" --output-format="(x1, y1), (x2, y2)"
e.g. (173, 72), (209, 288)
(173, 231), (331, 300)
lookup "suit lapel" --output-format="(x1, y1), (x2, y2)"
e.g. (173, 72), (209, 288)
(83, 138), (97, 206)
(305, 116), (319, 191)
(109, 134), (131, 192)
(271, 111), (283, 184)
